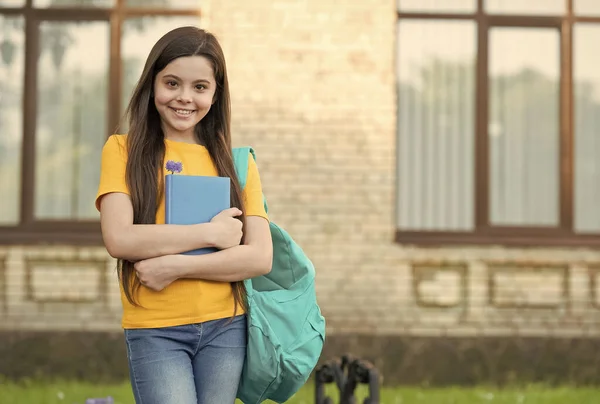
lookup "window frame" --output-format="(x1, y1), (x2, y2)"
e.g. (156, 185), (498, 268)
(395, 0), (600, 248)
(0, 0), (200, 245)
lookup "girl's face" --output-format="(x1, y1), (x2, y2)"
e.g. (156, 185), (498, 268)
(153, 55), (217, 141)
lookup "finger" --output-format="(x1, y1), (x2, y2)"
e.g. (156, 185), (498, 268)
(224, 207), (243, 217)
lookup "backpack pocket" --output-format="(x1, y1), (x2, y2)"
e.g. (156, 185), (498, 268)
(270, 304), (326, 403)
(237, 298), (279, 404)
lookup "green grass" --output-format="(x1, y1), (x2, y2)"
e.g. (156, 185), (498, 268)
(1, 380), (600, 404)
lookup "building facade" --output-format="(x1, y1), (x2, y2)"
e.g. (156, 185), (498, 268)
(2, 0), (600, 384)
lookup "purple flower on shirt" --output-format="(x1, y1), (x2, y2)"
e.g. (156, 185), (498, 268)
(166, 160), (183, 174)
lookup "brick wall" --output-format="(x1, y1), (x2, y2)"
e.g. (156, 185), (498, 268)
(2, 0), (600, 337)
(211, 0), (400, 333)
(3, 0), (600, 384)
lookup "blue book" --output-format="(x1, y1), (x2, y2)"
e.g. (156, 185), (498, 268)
(165, 174), (231, 255)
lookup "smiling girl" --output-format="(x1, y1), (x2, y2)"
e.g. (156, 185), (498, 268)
(95, 26), (272, 404)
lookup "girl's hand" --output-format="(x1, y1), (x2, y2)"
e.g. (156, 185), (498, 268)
(209, 208), (243, 249)
(134, 255), (180, 292)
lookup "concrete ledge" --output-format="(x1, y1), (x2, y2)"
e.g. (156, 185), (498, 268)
(3, 332), (600, 386)
(0, 331), (129, 383)
(321, 334), (600, 386)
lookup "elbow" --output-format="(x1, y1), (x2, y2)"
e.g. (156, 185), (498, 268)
(257, 251), (273, 276)
(103, 232), (129, 260)
(104, 239), (124, 260)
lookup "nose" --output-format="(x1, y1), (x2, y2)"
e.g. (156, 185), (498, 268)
(177, 88), (192, 103)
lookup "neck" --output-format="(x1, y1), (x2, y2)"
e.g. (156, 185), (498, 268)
(166, 134), (198, 145)
(163, 127), (200, 145)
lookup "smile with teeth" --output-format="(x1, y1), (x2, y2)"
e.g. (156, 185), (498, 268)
(170, 107), (195, 116)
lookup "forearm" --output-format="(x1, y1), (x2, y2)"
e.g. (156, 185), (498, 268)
(104, 223), (214, 262)
(174, 245), (272, 282)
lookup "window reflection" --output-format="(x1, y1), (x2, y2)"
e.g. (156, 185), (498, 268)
(397, 20), (476, 231)
(0, 0), (25, 7)
(33, 0), (114, 8)
(575, 0), (600, 15)
(0, 15), (24, 225)
(486, 0), (564, 15)
(35, 21), (108, 220)
(489, 28), (560, 226)
(574, 24), (600, 232)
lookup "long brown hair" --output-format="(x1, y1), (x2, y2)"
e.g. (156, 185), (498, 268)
(119, 26), (247, 315)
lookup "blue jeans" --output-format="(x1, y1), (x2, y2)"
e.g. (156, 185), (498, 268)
(124, 315), (247, 404)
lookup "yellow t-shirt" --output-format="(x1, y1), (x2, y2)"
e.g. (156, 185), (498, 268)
(95, 134), (268, 329)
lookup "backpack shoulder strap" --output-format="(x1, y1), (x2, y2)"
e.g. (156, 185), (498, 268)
(232, 146), (254, 189)
(232, 146), (268, 214)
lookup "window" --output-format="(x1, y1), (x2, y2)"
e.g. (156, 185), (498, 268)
(0, 0), (200, 244)
(396, 1), (600, 246)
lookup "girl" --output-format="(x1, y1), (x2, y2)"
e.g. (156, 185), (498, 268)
(95, 26), (272, 404)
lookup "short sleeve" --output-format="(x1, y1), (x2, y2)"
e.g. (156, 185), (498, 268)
(243, 153), (268, 220)
(95, 134), (129, 211)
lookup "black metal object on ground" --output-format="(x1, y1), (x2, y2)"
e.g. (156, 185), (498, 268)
(315, 354), (380, 404)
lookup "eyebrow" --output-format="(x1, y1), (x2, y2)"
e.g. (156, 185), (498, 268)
(162, 74), (211, 84)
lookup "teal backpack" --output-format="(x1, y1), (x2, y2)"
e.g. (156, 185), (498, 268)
(233, 147), (326, 404)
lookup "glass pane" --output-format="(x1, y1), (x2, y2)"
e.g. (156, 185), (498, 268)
(486, 0), (564, 14)
(36, 21), (108, 220)
(0, 15), (24, 225)
(0, 0), (25, 6)
(574, 25), (600, 233)
(125, 0), (200, 9)
(120, 16), (200, 130)
(489, 28), (560, 226)
(398, 0), (475, 13)
(34, 0), (114, 7)
(397, 20), (476, 231)
(575, 0), (600, 15)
